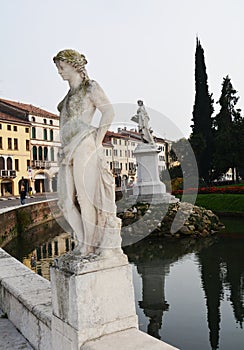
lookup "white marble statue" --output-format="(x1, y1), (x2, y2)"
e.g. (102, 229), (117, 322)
(131, 100), (155, 144)
(53, 49), (122, 257)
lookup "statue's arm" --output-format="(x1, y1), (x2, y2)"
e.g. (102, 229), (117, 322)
(90, 81), (115, 146)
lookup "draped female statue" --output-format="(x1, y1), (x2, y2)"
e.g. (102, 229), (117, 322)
(53, 49), (121, 257)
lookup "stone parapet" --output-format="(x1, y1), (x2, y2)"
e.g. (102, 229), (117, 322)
(0, 248), (52, 350)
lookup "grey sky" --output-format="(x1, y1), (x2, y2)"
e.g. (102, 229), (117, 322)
(1, 0), (244, 140)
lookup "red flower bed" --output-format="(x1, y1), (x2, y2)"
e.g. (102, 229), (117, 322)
(172, 185), (244, 195)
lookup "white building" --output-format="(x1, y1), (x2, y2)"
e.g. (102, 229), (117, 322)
(103, 128), (169, 188)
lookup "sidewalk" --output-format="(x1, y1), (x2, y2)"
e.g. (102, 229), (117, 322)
(0, 309), (33, 349)
(0, 193), (58, 214)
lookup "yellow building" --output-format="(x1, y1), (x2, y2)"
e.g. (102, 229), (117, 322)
(0, 101), (31, 197)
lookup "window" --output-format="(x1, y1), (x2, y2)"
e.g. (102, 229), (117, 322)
(13, 125), (18, 131)
(7, 157), (12, 170)
(50, 147), (54, 161)
(32, 116), (36, 122)
(15, 159), (19, 171)
(7, 125), (11, 131)
(0, 124), (2, 129)
(43, 129), (47, 140)
(125, 150), (127, 157)
(38, 146), (43, 160)
(44, 147), (48, 160)
(113, 138), (117, 145)
(105, 149), (109, 156)
(27, 160), (30, 168)
(32, 146), (37, 161)
(50, 120), (53, 125)
(25, 128), (29, 133)
(8, 138), (12, 149)
(14, 138), (18, 150)
(120, 150), (122, 157)
(124, 140), (127, 146)
(128, 150), (130, 157)
(32, 127), (36, 139)
(0, 137), (2, 149)
(0, 157), (4, 170)
(26, 140), (30, 151)
(43, 119), (47, 124)
(120, 163), (122, 169)
(113, 149), (118, 156)
(119, 139), (121, 145)
(50, 129), (53, 141)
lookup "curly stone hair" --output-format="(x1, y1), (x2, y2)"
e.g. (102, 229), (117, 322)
(53, 49), (89, 77)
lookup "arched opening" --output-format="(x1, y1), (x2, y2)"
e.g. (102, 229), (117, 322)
(50, 147), (54, 161)
(50, 129), (53, 141)
(38, 146), (43, 161)
(7, 157), (12, 170)
(1, 180), (13, 196)
(44, 147), (48, 161)
(0, 157), (4, 170)
(34, 172), (49, 193)
(32, 146), (37, 161)
(32, 127), (36, 139)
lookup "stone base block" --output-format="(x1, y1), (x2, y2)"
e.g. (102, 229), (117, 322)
(81, 328), (179, 350)
(51, 253), (138, 349)
(133, 181), (166, 197)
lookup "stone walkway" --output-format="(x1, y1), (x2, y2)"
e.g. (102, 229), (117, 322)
(0, 309), (33, 349)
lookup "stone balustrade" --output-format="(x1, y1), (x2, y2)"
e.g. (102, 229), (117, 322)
(0, 248), (52, 350)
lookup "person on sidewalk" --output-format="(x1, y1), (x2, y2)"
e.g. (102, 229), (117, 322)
(20, 177), (26, 205)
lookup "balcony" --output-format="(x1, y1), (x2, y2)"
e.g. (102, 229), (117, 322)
(0, 170), (16, 178)
(32, 160), (51, 169)
(112, 168), (121, 175)
(128, 168), (137, 176)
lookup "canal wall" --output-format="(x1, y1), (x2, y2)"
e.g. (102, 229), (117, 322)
(0, 248), (52, 350)
(0, 200), (61, 247)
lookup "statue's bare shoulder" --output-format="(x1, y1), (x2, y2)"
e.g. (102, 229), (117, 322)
(88, 80), (111, 108)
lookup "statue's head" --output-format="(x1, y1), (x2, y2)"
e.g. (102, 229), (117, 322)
(137, 100), (143, 106)
(53, 49), (88, 74)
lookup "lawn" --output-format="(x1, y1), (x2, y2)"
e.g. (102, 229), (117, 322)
(179, 194), (244, 214)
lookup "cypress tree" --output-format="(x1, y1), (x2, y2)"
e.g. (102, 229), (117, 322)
(189, 38), (214, 184)
(213, 76), (243, 182)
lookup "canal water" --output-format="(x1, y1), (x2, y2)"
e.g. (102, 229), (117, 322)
(3, 217), (244, 350)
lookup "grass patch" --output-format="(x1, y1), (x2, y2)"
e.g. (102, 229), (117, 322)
(180, 194), (244, 214)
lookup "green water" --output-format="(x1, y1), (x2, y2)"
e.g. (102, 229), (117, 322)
(3, 217), (244, 350)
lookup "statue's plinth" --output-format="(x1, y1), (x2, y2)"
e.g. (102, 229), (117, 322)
(51, 252), (138, 349)
(133, 144), (178, 204)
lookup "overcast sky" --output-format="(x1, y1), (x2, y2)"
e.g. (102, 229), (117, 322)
(1, 0), (244, 140)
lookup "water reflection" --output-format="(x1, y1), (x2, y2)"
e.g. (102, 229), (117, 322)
(3, 219), (74, 280)
(124, 223), (244, 350)
(3, 217), (244, 349)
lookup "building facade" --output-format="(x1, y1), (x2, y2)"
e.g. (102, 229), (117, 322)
(0, 101), (31, 196)
(103, 128), (169, 189)
(0, 99), (60, 195)
(0, 98), (171, 196)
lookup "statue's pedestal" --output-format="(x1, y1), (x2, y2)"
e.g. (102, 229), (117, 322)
(133, 144), (178, 204)
(51, 253), (138, 350)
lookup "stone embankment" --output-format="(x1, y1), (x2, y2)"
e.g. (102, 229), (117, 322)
(119, 201), (224, 239)
(0, 200), (61, 247)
